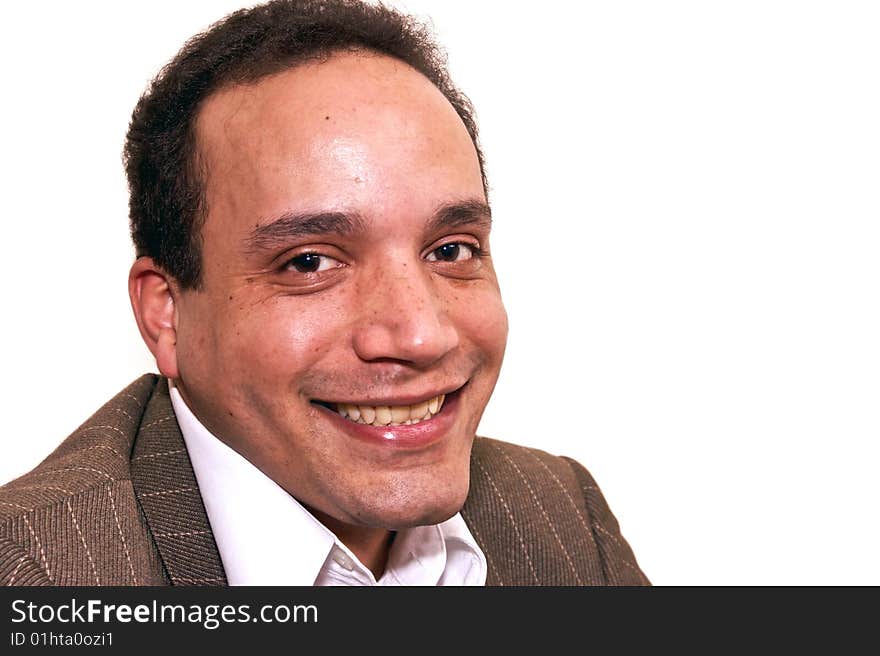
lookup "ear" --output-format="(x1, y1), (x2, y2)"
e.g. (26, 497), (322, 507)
(128, 257), (181, 379)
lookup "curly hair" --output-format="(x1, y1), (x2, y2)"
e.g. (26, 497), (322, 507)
(124, 0), (486, 289)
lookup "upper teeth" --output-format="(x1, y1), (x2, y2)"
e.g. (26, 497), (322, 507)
(336, 394), (446, 426)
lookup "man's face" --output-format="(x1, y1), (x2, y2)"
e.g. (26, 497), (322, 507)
(171, 52), (508, 530)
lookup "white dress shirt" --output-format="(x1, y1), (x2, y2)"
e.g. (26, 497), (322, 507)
(169, 384), (487, 586)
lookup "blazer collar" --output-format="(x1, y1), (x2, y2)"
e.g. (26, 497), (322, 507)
(130, 378), (227, 586)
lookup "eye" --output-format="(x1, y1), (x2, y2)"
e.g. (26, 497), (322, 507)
(285, 252), (342, 273)
(426, 242), (475, 263)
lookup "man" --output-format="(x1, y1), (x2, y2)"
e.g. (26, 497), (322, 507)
(0, 0), (647, 586)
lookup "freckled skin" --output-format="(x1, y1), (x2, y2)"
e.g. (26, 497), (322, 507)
(167, 53), (508, 555)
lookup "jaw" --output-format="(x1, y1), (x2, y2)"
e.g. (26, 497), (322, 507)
(320, 455), (474, 530)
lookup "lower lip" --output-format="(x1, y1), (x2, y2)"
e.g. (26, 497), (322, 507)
(315, 391), (461, 449)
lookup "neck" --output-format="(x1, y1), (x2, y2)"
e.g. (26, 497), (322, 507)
(309, 507), (396, 579)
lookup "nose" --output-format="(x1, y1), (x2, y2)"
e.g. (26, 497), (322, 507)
(351, 257), (459, 367)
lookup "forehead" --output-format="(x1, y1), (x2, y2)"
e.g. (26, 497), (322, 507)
(193, 51), (484, 225)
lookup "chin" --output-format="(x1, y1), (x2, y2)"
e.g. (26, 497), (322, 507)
(358, 479), (471, 530)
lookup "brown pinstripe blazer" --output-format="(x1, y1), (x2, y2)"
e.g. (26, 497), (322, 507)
(0, 375), (648, 586)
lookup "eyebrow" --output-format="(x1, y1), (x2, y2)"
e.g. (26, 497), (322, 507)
(427, 199), (493, 234)
(245, 198), (492, 252)
(245, 210), (367, 252)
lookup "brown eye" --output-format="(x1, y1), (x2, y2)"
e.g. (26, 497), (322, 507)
(286, 253), (340, 273)
(427, 243), (474, 262)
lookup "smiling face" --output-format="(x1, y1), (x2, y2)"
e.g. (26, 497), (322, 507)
(166, 52), (508, 531)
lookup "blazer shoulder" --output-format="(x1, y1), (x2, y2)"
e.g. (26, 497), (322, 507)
(465, 436), (649, 585)
(560, 453), (651, 585)
(468, 436), (603, 525)
(0, 374), (169, 585)
(0, 374), (159, 521)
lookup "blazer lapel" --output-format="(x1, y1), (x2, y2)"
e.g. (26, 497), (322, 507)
(130, 378), (227, 586)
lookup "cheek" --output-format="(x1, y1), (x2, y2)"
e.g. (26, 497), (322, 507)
(224, 298), (347, 377)
(449, 286), (509, 362)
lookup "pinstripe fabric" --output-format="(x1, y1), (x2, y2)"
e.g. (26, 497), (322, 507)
(0, 375), (648, 586)
(461, 441), (648, 585)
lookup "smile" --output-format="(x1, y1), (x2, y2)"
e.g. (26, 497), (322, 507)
(324, 394), (447, 427)
(311, 385), (466, 449)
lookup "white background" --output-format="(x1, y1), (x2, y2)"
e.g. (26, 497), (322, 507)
(0, 1), (877, 585)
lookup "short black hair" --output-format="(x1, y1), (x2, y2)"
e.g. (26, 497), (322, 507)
(124, 0), (486, 289)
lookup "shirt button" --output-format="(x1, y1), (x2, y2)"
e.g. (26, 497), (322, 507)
(333, 549), (355, 571)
